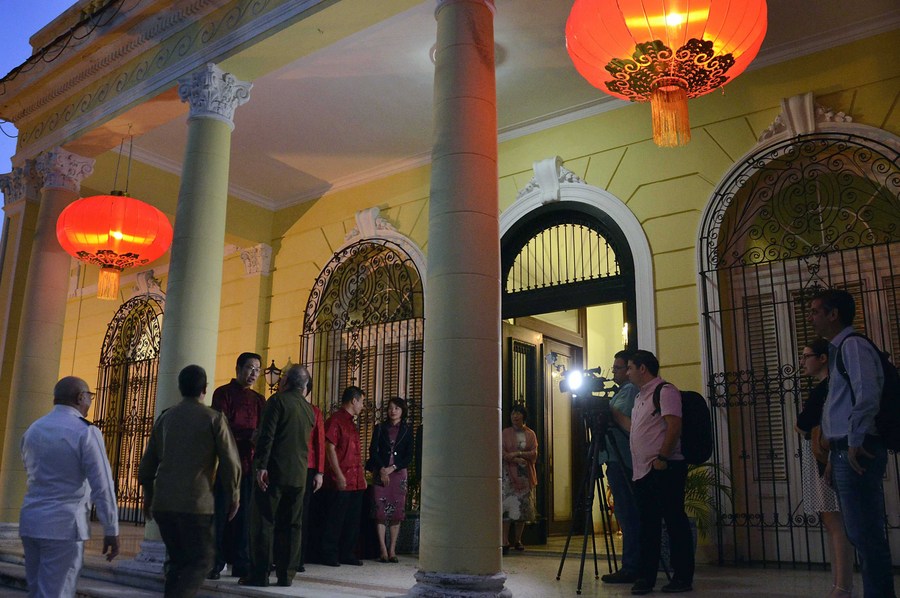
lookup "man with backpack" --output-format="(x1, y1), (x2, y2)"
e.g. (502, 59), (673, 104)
(612, 350), (694, 595)
(809, 289), (896, 598)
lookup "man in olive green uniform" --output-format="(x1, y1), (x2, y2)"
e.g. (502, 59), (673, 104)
(138, 364), (241, 598)
(243, 365), (316, 587)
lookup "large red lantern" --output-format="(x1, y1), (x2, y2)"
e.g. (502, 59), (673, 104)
(56, 192), (173, 300)
(566, 0), (767, 147)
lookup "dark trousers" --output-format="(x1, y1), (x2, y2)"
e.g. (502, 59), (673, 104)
(320, 489), (364, 564)
(248, 483), (306, 584)
(212, 473), (252, 575)
(154, 511), (215, 598)
(298, 468), (318, 568)
(633, 461), (694, 586)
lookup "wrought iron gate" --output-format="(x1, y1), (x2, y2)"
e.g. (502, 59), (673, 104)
(94, 295), (164, 524)
(300, 240), (424, 508)
(699, 133), (900, 566)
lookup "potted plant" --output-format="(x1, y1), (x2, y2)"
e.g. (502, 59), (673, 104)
(661, 462), (733, 568)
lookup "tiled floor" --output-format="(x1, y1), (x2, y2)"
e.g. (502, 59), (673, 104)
(0, 523), (856, 597)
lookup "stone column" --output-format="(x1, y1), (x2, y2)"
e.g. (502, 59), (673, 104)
(0, 150), (94, 524)
(132, 64), (249, 557)
(411, 1), (507, 596)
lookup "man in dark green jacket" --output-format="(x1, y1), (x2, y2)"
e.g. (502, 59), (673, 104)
(243, 365), (316, 587)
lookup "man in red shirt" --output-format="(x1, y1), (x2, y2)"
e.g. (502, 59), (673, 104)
(320, 385), (367, 567)
(209, 352), (266, 579)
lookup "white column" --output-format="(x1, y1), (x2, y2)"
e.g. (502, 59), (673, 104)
(411, 1), (507, 596)
(0, 150), (94, 523)
(127, 64), (250, 562)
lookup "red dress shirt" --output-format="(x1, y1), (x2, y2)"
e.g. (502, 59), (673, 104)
(308, 403), (325, 474)
(324, 408), (366, 491)
(211, 379), (266, 475)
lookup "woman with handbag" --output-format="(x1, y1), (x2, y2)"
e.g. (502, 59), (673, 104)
(366, 396), (413, 563)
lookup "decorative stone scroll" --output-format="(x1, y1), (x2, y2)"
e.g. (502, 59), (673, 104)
(758, 92), (853, 142)
(34, 148), (94, 194)
(177, 63), (252, 129)
(514, 155), (585, 203)
(0, 160), (40, 206)
(239, 243), (273, 276)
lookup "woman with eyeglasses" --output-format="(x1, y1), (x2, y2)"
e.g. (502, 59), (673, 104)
(796, 338), (854, 598)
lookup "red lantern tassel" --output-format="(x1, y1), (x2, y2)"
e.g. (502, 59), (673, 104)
(650, 80), (691, 147)
(97, 267), (121, 300)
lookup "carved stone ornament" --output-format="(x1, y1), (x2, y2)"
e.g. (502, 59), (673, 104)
(758, 92), (853, 142)
(0, 160), (40, 206)
(342, 207), (427, 284)
(240, 243), (273, 276)
(132, 269), (166, 300)
(34, 148), (95, 193)
(515, 156), (586, 203)
(177, 63), (252, 129)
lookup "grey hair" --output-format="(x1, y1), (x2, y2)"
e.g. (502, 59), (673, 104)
(281, 364), (310, 393)
(53, 376), (86, 406)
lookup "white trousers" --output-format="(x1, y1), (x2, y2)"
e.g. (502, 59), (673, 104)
(21, 536), (84, 598)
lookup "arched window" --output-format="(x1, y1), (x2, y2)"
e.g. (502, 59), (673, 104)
(300, 239), (424, 508)
(94, 294), (164, 524)
(699, 123), (900, 565)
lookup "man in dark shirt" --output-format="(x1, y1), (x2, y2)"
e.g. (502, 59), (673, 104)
(209, 352), (266, 579)
(320, 385), (367, 567)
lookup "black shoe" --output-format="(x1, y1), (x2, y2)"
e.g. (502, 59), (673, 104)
(321, 560), (340, 567)
(661, 579), (693, 593)
(206, 570), (220, 580)
(276, 578), (292, 587)
(238, 577), (269, 587)
(602, 570), (638, 584)
(297, 565), (305, 573)
(631, 579), (655, 595)
(340, 558), (364, 566)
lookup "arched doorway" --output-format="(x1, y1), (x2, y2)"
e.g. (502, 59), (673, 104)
(94, 293), (164, 523)
(699, 111), (900, 566)
(300, 234), (425, 509)
(500, 157), (652, 543)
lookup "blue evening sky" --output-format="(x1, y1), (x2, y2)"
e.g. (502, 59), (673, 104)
(1, 1), (77, 172)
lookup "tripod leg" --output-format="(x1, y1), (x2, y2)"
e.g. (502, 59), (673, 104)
(556, 434), (599, 582)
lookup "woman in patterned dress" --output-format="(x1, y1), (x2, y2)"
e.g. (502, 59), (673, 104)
(501, 404), (538, 554)
(367, 396), (413, 563)
(796, 339), (854, 598)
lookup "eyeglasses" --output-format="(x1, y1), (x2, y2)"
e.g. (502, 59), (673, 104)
(800, 353), (818, 359)
(80, 390), (96, 399)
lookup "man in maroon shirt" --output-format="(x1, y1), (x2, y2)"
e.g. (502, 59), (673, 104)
(209, 352), (266, 579)
(320, 385), (367, 567)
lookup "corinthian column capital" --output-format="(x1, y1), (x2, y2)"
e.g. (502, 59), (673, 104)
(34, 149), (95, 194)
(0, 160), (40, 207)
(178, 63), (252, 130)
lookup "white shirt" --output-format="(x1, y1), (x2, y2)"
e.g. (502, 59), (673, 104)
(20, 405), (119, 540)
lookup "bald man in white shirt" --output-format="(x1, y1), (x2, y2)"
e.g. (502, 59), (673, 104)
(20, 376), (119, 598)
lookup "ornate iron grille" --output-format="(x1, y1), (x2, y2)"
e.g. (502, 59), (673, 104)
(301, 240), (424, 509)
(93, 295), (164, 524)
(699, 133), (900, 566)
(502, 204), (635, 320)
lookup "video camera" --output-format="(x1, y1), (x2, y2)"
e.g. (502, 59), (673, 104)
(559, 367), (616, 437)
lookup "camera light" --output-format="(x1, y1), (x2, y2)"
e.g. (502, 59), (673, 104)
(566, 370), (584, 391)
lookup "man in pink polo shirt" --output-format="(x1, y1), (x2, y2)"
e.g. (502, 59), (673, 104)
(611, 350), (693, 595)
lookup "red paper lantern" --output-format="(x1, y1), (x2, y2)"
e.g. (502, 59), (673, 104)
(56, 192), (173, 300)
(566, 0), (767, 147)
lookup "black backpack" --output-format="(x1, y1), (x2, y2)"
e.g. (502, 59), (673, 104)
(835, 333), (900, 452)
(652, 383), (714, 465)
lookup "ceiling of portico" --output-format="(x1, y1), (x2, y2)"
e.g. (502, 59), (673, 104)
(66, 0), (900, 210)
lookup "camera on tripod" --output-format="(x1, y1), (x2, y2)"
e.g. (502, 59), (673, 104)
(559, 367), (616, 437)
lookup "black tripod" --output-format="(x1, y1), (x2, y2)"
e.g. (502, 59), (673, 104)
(556, 406), (628, 595)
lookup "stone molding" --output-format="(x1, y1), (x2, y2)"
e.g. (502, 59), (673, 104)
(342, 207), (427, 287)
(408, 570), (511, 598)
(0, 161), (40, 206)
(514, 156), (586, 203)
(178, 64), (252, 129)
(34, 148), (94, 194)
(758, 92), (853, 142)
(239, 243), (273, 276)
